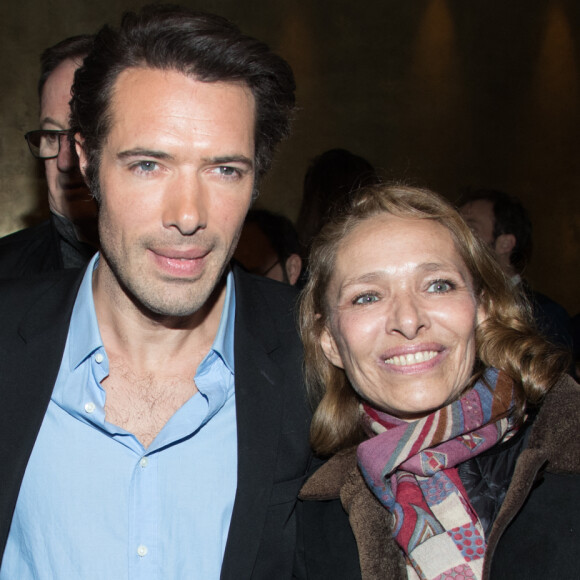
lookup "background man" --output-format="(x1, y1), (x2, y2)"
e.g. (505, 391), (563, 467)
(0, 35), (98, 277)
(0, 6), (358, 579)
(234, 209), (302, 285)
(459, 189), (573, 352)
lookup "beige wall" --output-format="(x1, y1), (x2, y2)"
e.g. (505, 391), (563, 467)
(0, 0), (578, 314)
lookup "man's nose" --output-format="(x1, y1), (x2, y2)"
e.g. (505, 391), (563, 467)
(56, 134), (78, 173)
(162, 175), (208, 236)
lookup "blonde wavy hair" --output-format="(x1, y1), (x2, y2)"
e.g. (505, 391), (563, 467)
(299, 184), (569, 456)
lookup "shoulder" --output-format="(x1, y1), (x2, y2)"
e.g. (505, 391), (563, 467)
(527, 374), (580, 472)
(0, 268), (83, 334)
(300, 447), (359, 500)
(297, 449), (363, 580)
(299, 448), (403, 580)
(0, 266), (80, 297)
(0, 221), (54, 254)
(526, 288), (573, 348)
(0, 220), (61, 277)
(491, 378), (580, 579)
(529, 289), (568, 314)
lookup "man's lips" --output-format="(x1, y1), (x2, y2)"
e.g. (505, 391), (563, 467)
(148, 246), (212, 277)
(61, 181), (88, 190)
(151, 247), (210, 260)
(60, 182), (91, 199)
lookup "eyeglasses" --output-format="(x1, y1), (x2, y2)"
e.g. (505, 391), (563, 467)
(24, 129), (72, 160)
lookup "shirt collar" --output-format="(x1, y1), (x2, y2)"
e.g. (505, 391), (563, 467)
(68, 253), (102, 370)
(68, 253), (236, 372)
(209, 267), (236, 373)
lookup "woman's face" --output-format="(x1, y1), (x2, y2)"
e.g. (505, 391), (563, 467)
(320, 213), (485, 419)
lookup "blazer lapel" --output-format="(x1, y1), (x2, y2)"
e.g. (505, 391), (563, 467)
(0, 270), (83, 554)
(220, 267), (289, 579)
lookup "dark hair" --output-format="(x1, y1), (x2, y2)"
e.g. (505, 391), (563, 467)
(38, 35), (95, 98)
(296, 148), (381, 255)
(300, 184), (568, 455)
(70, 4), (296, 198)
(459, 189), (532, 274)
(244, 209), (300, 281)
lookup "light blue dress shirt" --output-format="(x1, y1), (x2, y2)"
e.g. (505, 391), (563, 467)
(1, 254), (238, 580)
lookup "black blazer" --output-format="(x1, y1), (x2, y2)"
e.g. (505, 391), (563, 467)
(0, 264), (336, 578)
(0, 217), (64, 278)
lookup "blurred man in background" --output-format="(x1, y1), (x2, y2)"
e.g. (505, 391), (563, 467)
(234, 209), (302, 285)
(459, 189), (573, 352)
(0, 35), (97, 277)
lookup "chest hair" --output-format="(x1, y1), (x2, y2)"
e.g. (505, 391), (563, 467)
(103, 361), (199, 448)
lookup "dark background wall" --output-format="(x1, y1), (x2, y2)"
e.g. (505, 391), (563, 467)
(0, 0), (578, 314)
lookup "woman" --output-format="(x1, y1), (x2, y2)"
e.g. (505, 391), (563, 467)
(298, 184), (579, 579)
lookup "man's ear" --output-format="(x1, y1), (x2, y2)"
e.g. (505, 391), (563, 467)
(74, 133), (88, 179)
(284, 253), (302, 286)
(320, 326), (344, 369)
(493, 233), (516, 258)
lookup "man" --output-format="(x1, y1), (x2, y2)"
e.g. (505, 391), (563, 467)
(0, 6), (357, 579)
(234, 209), (302, 285)
(0, 35), (98, 277)
(459, 189), (573, 351)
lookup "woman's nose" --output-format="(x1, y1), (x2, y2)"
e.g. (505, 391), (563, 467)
(386, 293), (427, 339)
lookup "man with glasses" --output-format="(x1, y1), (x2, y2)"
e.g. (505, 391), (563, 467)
(0, 35), (97, 278)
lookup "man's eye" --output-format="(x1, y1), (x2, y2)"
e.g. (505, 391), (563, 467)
(427, 280), (454, 293)
(353, 293), (379, 305)
(213, 166), (241, 178)
(135, 161), (157, 172)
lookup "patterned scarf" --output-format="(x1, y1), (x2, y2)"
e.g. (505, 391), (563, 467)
(357, 368), (516, 580)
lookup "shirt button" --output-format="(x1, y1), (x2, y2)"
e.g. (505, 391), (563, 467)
(137, 545), (148, 557)
(84, 402), (96, 414)
(140, 457), (149, 468)
(95, 353), (104, 363)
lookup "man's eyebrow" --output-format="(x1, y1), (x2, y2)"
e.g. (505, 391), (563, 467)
(117, 148), (173, 160)
(40, 117), (66, 129)
(202, 155), (254, 170)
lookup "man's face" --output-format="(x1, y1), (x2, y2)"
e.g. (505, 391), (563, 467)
(458, 199), (496, 246)
(80, 68), (256, 318)
(40, 58), (96, 226)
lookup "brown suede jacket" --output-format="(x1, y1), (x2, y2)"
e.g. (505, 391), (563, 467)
(300, 374), (580, 579)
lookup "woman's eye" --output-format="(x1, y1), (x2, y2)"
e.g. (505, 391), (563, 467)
(353, 294), (379, 305)
(427, 280), (453, 293)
